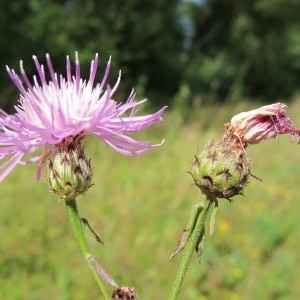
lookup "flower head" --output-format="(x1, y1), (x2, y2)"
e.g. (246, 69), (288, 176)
(46, 135), (93, 200)
(0, 53), (167, 182)
(190, 102), (300, 200)
(227, 103), (300, 145)
(190, 138), (250, 200)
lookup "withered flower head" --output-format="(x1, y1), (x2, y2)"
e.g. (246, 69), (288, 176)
(227, 103), (300, 145)
(191, 102), (300, 200)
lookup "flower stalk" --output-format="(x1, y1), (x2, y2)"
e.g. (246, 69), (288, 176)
(169, 196), (212, 300)
(65, 198), (114, 300)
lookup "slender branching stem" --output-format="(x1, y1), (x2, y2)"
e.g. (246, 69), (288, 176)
(65, 198), (111, 300)
(168, 196), (212, 300)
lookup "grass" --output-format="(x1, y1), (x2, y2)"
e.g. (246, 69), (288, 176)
(2, 99), (300, 299)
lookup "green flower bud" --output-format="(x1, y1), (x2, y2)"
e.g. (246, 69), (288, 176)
(46, 136), (93, 200)
(190, 137), (250, 199)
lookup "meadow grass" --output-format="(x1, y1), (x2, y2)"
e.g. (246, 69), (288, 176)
(1, 100), (300, 299)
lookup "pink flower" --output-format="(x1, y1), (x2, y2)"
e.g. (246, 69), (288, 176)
(228, 102), (300, 144)
(0, 53), (167, 182)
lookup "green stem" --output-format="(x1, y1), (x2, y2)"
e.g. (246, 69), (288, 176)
(168, 197), (212, 300)
(65, 198), (111, 300)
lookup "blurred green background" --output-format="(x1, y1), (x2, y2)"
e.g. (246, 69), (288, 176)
(2, 0), (300, 299)
(2, 102), (300, 299)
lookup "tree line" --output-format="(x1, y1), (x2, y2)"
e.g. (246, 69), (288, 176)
(1, 0), (300, 112)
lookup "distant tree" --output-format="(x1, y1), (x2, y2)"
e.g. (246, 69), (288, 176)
(0, 0), (184, 111)
(183, 0), (300, 103)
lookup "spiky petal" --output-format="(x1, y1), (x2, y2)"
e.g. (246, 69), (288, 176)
(0, 53), (167, 182)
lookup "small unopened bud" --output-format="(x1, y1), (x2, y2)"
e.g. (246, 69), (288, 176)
(190, 136), (250, 199)
(46, 135), (93, 200)
(112, 286), (137, 300)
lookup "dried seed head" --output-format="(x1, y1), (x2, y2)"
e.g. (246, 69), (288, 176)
(190, 136), (250, 199)
(46, 135), (93, 200)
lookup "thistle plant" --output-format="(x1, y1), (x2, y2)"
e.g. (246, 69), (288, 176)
(0, 52), (166, 299)
(169, 103), (300, 299)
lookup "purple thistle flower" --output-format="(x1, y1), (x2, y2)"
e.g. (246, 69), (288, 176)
(0, 53), (167, 182)
(227, 102), (300, 144)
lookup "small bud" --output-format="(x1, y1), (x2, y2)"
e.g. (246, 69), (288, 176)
(112, 286), (137, 300)
(46, 135), (93, 200)
(190, 136), (250, 199)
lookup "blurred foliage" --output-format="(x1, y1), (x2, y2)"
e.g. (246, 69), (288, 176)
(0, 0), (183, 112)
(183, 0), (300, 104)
(1, 0), (300, 110)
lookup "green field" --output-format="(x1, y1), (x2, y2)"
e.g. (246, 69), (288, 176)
(2, 100), (300, 300)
